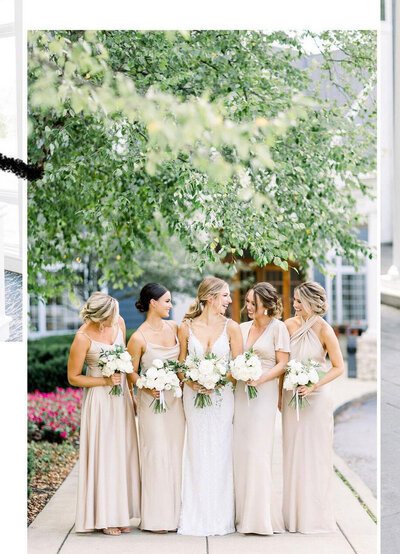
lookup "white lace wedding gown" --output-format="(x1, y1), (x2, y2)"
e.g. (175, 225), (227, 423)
(178, 319), (235, 536)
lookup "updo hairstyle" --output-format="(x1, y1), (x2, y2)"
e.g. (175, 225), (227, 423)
(295, 281), (328, 316)
(135, 283), (168, 313)
(184, 277), (228, 320)
(79, 292), (119, 324)
(251, 282), (283, 319)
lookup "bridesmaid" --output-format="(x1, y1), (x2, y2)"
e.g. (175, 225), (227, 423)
(233, 282), (290, 535)
(281, 281), (344, 533)
(68, 292), (140, 535)
(127, 283), (185, 533)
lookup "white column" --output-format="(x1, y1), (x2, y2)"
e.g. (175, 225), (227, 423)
(381, 0), (394, 244)
(0, 203), (11, 340)
(393, 0), (400, 270)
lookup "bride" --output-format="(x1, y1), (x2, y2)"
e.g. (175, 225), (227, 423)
(177, 277), (242, 536)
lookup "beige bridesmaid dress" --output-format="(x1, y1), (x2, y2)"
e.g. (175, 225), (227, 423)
(75, 326), (141, 532)
(137, 323), (185, 531)
(282, 315), (337, 533)
(233, 318), (290, 535)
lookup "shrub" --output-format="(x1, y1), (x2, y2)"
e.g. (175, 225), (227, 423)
(28, 387), (83, 442)
(28, 329), (135, 392)
(28, 337), (74, 392)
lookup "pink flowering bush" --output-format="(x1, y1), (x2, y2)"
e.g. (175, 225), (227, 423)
(28, 387), (83, 442)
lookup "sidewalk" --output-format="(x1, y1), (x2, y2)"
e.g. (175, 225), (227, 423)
(381, 304), (400, 554)
(28, 377), (377, 554)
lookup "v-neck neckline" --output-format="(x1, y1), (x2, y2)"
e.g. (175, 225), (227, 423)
(190, 321), (228, 354)
(245, 319), (273, 351)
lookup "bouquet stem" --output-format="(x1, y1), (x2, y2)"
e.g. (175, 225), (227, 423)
(194, 392), (212, 408)
(109, 384), (123, 396)
(246, 385), (258, 400)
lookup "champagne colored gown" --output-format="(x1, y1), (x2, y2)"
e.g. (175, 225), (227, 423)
(282, 315), (337, 533)
(75, 327), (140, 532)
(137, 323), (185, 531)
(233, 318), (290, 534)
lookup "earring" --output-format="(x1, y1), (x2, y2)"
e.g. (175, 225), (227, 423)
(264, 309), (269, 316)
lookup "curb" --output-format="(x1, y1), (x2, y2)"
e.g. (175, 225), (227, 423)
(333, 392), (377, 520)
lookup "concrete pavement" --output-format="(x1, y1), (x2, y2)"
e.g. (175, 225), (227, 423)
(381, 304), (400, 554)
(28, 377), (377, 554)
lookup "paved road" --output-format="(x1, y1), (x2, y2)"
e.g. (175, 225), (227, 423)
(334, 395), (377, 496)
(381, 304), (400, 554)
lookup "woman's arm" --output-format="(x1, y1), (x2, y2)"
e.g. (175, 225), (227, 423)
(249, 350), (289, 386)
(278, 374), (284, 411)
(67, 334), (121, 388)
(127, 331), (160, 399)
(297, 323), (344, 397)
(177, 321), (201, 391)
(120, 316), (126, 344)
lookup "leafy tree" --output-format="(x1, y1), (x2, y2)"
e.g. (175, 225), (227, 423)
(28, 30), (376, 300)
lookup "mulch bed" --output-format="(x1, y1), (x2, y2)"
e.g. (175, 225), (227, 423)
(28, 438), (79, 526)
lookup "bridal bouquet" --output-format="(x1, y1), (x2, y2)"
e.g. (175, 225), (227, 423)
(229, 349), (262, 399)
(98, 345), (133, 396)
(183, 353), (229, 408)
(283, 358), (320, 420)
(136, 358), (183, 413)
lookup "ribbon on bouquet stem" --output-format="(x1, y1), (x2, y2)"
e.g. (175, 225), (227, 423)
(296, 389), (300, 422)
(159, 390), (166, 410)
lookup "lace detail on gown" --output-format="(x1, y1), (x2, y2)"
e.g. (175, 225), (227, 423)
(178, 319), (235, 536)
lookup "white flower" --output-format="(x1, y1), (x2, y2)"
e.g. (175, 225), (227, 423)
(297, 373), (309, 386)
(136, 377), (144, 389)
(152, 359), (164, 369)
(102, 365), (114, 378)
(198, 359), (214, 375)
(309, 369), (319, 384)
(107, 359), (118, 372)
(120, 351), (132, 362)
(154, 377), (166, 391)
(146, 366), (158, 379)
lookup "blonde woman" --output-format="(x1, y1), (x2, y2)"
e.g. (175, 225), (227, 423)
(177, 277), (243, 536)
(68, 292), (140, 535)
(127, 283), (185, 533)
(281, 281), (344, 533)
(233, 282), (290, 535)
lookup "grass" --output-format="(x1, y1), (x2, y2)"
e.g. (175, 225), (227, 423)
(334, 466), (377, 524)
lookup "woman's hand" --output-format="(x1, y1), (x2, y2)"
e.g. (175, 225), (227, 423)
(142, 387), (160, 399)
(106, 373), (121, 386)
(297, 384), (317, 397)
(246, 378), (260, 387)
(199, 387), (213, 395)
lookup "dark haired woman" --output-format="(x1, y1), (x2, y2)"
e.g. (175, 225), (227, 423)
(127, 283), (185, 533)
(233, 282), (290, 535)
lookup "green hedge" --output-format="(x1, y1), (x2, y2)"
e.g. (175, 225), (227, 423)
(28, 329), (136, 392)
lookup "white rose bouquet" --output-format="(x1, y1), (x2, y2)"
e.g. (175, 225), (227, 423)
(229, 348), (263, 399)
(98, 345), (133, 396)
(283, 358), (321, 419)
(183, 352), (229, 408)
(136, 358), (183, 413)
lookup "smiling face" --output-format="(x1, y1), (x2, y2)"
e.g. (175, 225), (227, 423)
(150, 291), (172, 318)
(245, 289), (265, 320)
(293, 291), (312, 318)
(209, 285), (232, 315)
